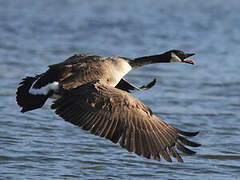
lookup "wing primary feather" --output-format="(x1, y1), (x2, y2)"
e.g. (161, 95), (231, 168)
(144, 130), (158, 159)
(130, 126), (136, 153)
(134, 129), (142, 156)
(99, 112), (112, 137)
(176, 129), (199, 137)
(94, 111), (109, 136)
(169, 146), (183, 162)
(77, 111), (92, 127)
(150, 120), (173, 161)
(154, 119), (178, 145)
(140, 131), (151, 159)
(109, 117), (123, 143)
(178, 136), (201, 147)
(104, 115), (117, 139)
(81, 112), (98, 131)
(141, 118), (165, 159)
(153, 154), (161, 162)
(148, 131), (162, 162)
(59, 104), (79, 120)
(120, 128), (127, 148)
(128, 111), (136, 153)
(70, 112), (86, 126)
(176, 142), (196, 155)
(90, 113), (105, 135)
(125, 126), (132, 152)
(161, 149), (172, 162)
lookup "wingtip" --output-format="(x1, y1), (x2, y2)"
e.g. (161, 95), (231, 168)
(176, 142), (197, 155)
(139, 78), (157, 90)
(178, 136), (201, 147)
(176, 129), (200, 137)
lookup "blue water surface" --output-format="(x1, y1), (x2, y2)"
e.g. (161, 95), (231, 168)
(0, 0), (240, 179)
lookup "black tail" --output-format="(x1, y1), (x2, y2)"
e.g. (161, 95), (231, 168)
(16, 75), (48, 113)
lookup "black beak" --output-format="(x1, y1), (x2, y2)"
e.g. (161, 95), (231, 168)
(185, 53), (195, 58)
(183, 53), (196, 65)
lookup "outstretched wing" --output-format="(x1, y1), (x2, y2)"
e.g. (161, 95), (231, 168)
(51, 81), (200, 162)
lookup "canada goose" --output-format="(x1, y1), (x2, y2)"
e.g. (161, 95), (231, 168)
(16, 50), (199, 162)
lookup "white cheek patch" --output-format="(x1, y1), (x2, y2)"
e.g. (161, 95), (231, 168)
(29, 80), (59, 96)
(170, 53), (182, 62)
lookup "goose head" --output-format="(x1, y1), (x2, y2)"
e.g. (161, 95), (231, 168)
(167, 50), (195, 65)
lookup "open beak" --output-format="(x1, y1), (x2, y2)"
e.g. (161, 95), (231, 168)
(183, 53), (195, 65)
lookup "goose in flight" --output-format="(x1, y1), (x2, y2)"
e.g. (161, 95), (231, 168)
(16, 50), (200, 162)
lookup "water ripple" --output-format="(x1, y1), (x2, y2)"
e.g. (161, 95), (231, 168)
(1, 0), (240, 179)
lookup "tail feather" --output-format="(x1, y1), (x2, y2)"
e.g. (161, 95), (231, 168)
(16, 75), (48, 113)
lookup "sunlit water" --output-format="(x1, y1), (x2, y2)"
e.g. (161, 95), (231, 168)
(0, 0), (240, 179)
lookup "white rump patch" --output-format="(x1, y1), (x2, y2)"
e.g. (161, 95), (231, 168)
(29, 80), (59, 96)
(170, 52), (182, 63)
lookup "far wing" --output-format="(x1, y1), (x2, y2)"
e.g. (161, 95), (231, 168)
(115, 78), (156, 93)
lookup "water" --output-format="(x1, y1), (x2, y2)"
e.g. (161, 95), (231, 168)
(1, 0), (240, 179)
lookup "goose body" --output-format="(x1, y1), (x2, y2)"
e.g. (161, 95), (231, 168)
(16, 50), (199, 162)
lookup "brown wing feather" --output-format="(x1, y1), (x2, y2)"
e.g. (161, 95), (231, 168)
(51, 81), (200, 162)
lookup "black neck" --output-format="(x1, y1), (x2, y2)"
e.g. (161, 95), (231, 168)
(129, 53), (170, 68)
